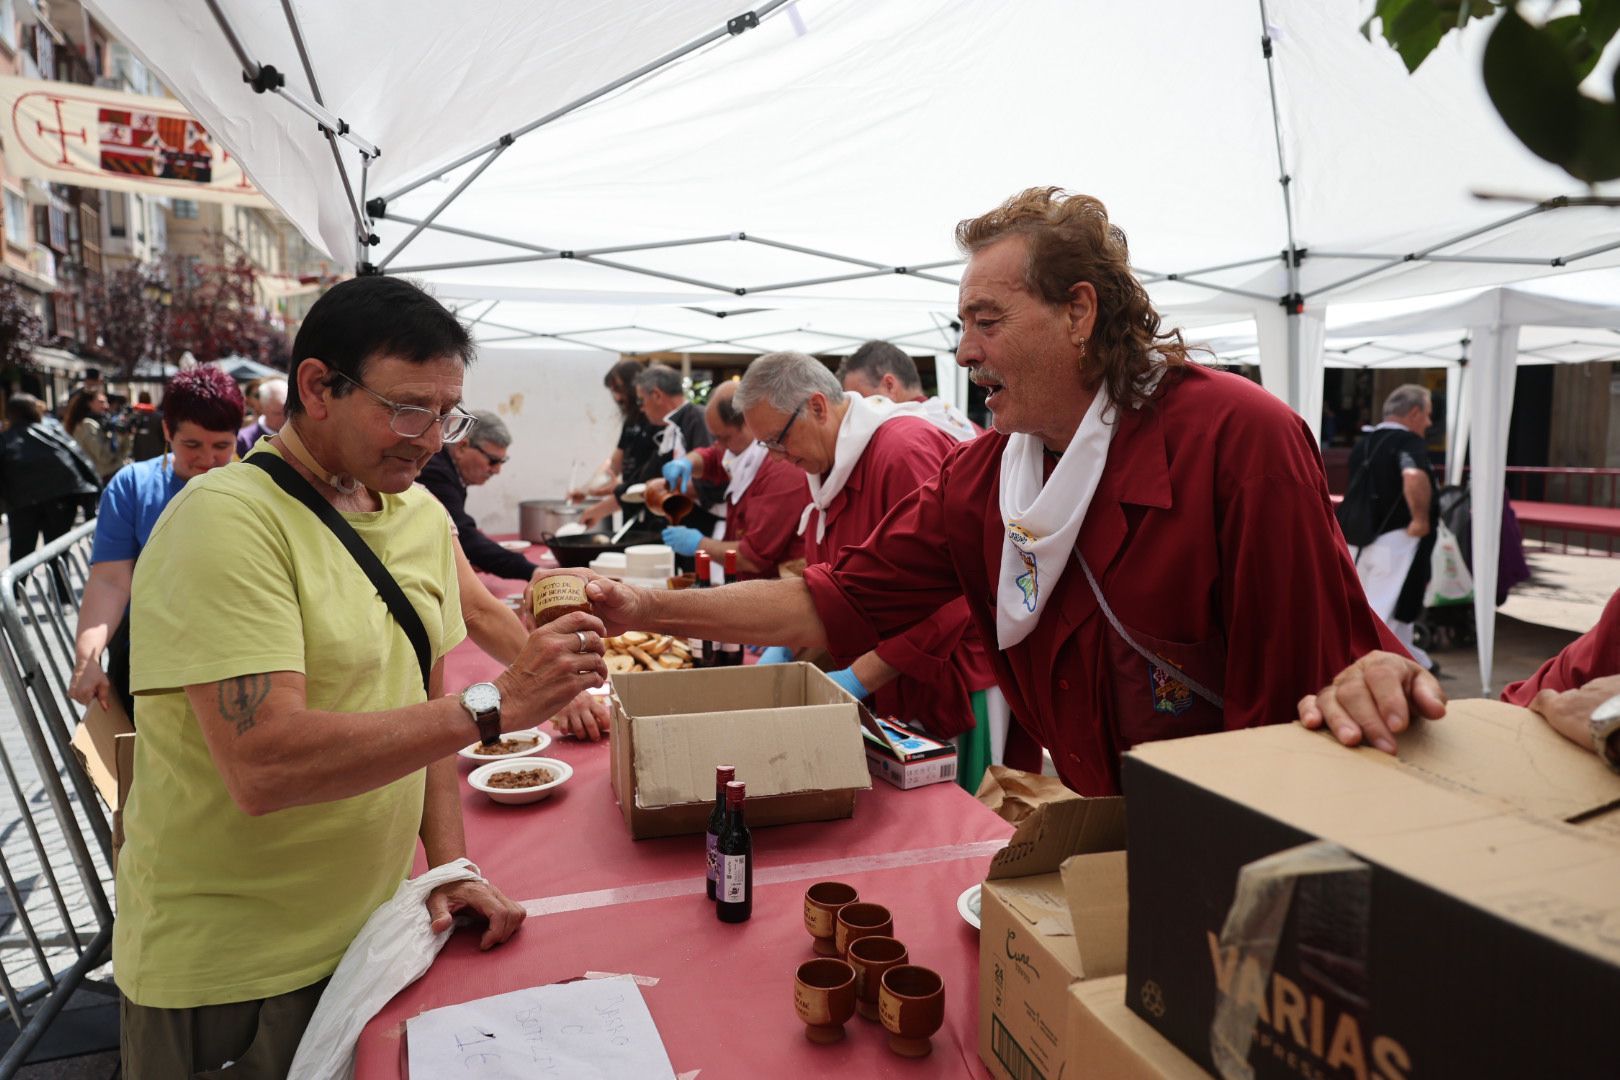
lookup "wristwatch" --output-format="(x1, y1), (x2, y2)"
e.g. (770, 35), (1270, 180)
(1590, 693), (1620, 774)
(459, 682), (503, 746)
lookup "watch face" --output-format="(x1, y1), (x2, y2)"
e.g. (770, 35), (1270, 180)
(463, 682), (500, 714)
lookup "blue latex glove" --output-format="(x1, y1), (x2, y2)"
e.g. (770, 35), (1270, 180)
(827, 667), (870, 700)
(757, 646), (795, 665)
(661, 525), (703, 556)
(662, 458), (694, 494)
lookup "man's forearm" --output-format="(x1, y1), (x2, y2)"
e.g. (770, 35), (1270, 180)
(641, 577), (828, 649)
(73, 572), (132, 664)
(1402, 470), (1431, 524)
(419, 756), (468, 866)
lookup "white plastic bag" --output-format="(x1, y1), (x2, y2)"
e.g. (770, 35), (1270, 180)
(287, 857), (485, 1080)
(1423, 521), (1474, 607)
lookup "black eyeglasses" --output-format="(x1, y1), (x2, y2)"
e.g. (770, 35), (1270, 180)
(761, 400), (806, 452)
(470, 444), (508, 467)
(330, 370), (475, 442)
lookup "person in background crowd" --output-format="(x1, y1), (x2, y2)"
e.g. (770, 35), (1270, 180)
(1337, 384), (1438, 672)
(547, 187), (1398, 796)
(571, 360), (659, 515)
(236, 377), (289, 458)
(1298, 588), (1620, 772)
(630, 363), (722, 538)
(837, 339), (979, 441)
(115, 275), (602, 1077)
(64, 389), (129, 483)
(0, 394), (100, 589)
(418, 410), (541, 580)
(69, 367), (245, 718)
(127, 391), (168, 462)
(655, 379), (809, 579)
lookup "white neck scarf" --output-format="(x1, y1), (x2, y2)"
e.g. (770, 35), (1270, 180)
(798, 393), (922, 542)
(995, 386), (1116, 649)
(723, 441), (769, 504)
(916, 396), (977, 442)
(656, 404), (689, 458)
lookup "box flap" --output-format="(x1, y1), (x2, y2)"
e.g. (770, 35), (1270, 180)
(993, 871), (1075, 938)
(1391, 698), (1620, 821)
(632, 704), (871, 807)
(69, 698), (134, 810)
(987, 794), (1126, 880)
(1061, 850), (1129, 979)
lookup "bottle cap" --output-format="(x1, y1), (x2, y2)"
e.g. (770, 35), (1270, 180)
(695, 551), (712, 574)
(724, 549), (738, 575)
(725, 779), (746, 808)
(715, 764), (736, 784)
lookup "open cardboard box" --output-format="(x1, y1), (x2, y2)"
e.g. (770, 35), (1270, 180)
(68, 698), (134, 869)
(1124, 700), (1620, 1080)
(978, 788), (1129, 1080)
(1065, 976), (1212, 1079)
(608, 663), (872, 839)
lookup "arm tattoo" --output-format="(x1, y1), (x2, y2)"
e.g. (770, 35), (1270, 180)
(217, 674), (272, 736)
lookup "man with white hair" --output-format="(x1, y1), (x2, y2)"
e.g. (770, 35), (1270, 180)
(236, 376), (288, 458)
(836, 339), (979, 442)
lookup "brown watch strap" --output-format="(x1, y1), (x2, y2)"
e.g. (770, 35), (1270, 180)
(474, 708), (501, 746)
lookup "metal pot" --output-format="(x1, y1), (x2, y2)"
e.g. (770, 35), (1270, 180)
(519, 499), (585, 543)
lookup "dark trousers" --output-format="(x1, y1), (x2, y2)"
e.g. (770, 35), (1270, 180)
(120, 978), (329, 1080)
(8, 497), (79, 600)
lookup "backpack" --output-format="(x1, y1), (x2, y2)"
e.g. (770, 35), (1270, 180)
(1335, 430), (1403, 548)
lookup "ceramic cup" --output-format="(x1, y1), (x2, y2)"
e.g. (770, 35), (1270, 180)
(793, 958), (857, 1044)
(846, 935), (909, 1021)
(878, 964), (945, 1058)
(803, 882), (859, 957)
(834, 902), (894, 958)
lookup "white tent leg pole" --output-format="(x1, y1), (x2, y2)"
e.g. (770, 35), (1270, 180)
(1444, 357), (1464, 486)
(1449, 363), (1472, 488)
(1294, 308), (1326, 445)
(1467, 319), (1519, 696)
(1254, 305), (1293, 411)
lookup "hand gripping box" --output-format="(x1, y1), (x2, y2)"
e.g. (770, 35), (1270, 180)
(1123, 701), (1620, 1080)
(609, 663), (872, 839)
(978, 791), (1129, 1080)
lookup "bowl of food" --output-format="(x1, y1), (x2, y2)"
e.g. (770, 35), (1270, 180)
(468, 757), (573, 805)
(457, 728), (552, 763)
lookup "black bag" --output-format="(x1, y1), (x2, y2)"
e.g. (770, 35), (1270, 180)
(1335, 430), (1402, 548)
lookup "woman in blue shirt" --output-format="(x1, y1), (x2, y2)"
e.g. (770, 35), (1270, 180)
(69, 366), (244, 717)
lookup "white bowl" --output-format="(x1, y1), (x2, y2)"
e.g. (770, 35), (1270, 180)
(468, 756), (573, 805)
(457, 728), (551, 763)
(621, 482), (647, 504)
(623, 543), (674, 579)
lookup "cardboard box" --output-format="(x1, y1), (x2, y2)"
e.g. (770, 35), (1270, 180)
(864, 717), (957, 789)
(68, 698), (135, 869)
(1065, 977), (1212, 1079)
(608, 663), (871, 839)
(1123, 701), (1620, 1080)
(978, 792), (1129, 1080)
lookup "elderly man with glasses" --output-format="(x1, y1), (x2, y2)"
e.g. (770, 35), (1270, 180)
(114, 277), (608, 1078)
(419, 409), (540, 581)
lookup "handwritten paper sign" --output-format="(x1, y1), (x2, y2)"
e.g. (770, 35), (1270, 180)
(406, 975), (676, 1079)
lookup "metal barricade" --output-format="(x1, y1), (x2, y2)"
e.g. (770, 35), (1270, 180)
(0, 521), (116, 1074)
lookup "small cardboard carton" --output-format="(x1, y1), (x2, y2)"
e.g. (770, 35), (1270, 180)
(978, 789), (1129, 1080)
(863, 717), (957, 789)
(1065, 977), (1212, 1079)
(608, 663), (872, 840)
(1123, 700), (1620, 1080)
(68, 698), (135, 869)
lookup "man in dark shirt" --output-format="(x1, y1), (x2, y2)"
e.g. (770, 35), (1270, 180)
(418, 410), (539, 580)
(1340, 384), (1437, 668)
(633, 364), (722, 537)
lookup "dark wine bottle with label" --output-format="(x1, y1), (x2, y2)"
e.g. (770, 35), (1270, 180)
(712, 550), (744, 667)
(704, 764), (735, 901)
(715, 780), (752, 923)
(692, 550), (713, 667)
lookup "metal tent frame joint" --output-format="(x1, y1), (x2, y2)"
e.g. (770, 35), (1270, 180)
(245, 63), (285, 93)
(728, 12), (760, 35)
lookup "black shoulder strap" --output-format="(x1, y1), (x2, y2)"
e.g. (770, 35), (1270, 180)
(246, 452), (433, 695)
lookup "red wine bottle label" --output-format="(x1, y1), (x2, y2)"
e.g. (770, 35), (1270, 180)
(721, 855), (748, 902)
(705, 834), (719, 882)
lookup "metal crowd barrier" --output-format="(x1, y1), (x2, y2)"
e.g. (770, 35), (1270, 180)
(0, 521), (116, 1074)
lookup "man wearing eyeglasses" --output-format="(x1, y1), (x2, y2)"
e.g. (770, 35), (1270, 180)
(115, 277), (608, 1077)
(419, 410), (540, 580)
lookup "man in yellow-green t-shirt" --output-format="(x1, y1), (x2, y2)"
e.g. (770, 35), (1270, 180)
(117, 278), (610, 1079)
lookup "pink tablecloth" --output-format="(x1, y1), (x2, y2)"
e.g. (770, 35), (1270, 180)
(352, 551), (1010, 1078)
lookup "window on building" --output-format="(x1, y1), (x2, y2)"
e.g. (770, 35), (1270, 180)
(2, 186), (25, 250)
(106, 193), (127, 238)
(172, 198), (198, 220)
(0, 1), (15, 52)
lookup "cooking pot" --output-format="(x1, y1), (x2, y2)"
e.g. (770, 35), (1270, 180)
(542, 528), (665, 568)
(520, 499), (585, 543)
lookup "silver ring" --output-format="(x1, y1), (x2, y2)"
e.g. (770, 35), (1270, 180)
(575, 631), (589, 653)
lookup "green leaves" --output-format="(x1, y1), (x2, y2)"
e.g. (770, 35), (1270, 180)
(1367, 2), (1620, 185)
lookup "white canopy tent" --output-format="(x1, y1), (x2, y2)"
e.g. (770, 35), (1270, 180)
(89, 0), (1620, 425)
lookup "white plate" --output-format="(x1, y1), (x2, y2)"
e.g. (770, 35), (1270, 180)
(499, 539), (530, 551)
(957, 883), (982, 930)
(468, 756), (573, 805)
(457, 728), (551, 763)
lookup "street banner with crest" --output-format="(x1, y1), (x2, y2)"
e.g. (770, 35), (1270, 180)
(0, 75), (270, 206)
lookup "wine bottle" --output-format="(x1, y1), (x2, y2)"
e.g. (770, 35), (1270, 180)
(712, 550), (744, 667)
(715, 780), (752, 923)
(704, 764), (735, 902)
(692, 550), (713, 667)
